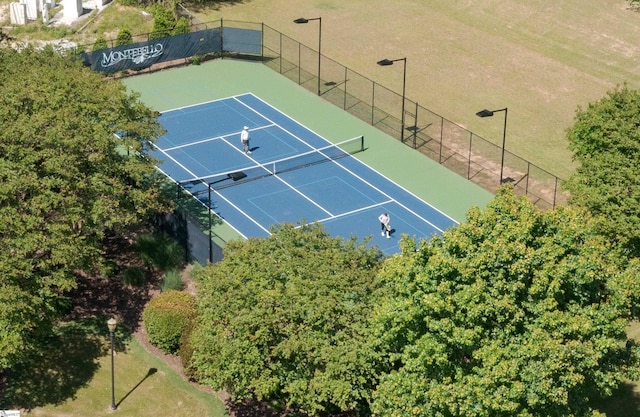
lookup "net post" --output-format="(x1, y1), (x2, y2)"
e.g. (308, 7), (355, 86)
(360, 135), (364, 152)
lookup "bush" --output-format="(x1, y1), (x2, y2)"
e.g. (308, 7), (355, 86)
(93, 35), (108, 51)
(161, 269), (183, 292)
(148, 5), (176, 40)
(178, 319), (197, 380)
(142, 290), (196, 354)
(133, 231), (184, 272)
(172, 17), (190, 35)
(122, 265), (146, 287)
(115, 28), (133, 46)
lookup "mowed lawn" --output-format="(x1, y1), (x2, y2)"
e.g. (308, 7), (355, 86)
(195, 0), (640, 180)
(3, 320), (227, 417)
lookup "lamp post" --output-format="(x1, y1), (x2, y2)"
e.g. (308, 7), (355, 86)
(107, 318), (117, 411)
(377, 57), (407, 143)
(476, 107), (508, 184)
(293, 17), (322, 96)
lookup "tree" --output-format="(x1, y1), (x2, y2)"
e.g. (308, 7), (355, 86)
(564, 85), (640, 257)
(188, 223), (385, 416)
(0, 46), (168, 369)
(371, 188), (640, 417)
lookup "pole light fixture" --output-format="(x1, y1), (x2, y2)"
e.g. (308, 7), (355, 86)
(107, 317), (118, 411)
(476, 107), (508, 184)
(294, 17), (322, 96)
(377, 57), (407, 143)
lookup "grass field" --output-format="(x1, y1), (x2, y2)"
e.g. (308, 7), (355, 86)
(1, 319), (227, 417)
(4, 0), (638, 180)
(191, 0), (640, 180)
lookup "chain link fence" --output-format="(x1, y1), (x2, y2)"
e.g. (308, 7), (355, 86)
(261, 24), (568, 209)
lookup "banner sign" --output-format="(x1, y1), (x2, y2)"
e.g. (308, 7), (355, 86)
(81, 28), (221, 73)
(80, 26), (262, 74)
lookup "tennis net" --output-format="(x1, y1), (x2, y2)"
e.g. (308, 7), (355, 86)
(181, 135), (365, 191)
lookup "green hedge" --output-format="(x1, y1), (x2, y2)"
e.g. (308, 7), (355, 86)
(142, 290), (197, 354)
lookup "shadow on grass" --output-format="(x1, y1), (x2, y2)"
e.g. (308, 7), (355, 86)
(0, 317), (131, 411)
(593, 381), (640, 417)
(117, 367), (157, 407)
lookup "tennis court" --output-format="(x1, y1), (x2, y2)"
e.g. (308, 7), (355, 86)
(152, 92), (457, 255)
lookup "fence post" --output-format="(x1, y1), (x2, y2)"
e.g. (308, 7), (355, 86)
(343, 67), (348, 110)
(467, 131), (473, 180)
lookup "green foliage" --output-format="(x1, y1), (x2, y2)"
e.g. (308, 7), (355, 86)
(148, 5), (177, 40)
(564, 85), (640, 257)
(172, 17), (191, 35)
(371, 188), (640, 417)
(178, 316), (197, 380)
(122, 266), (147, 287)
(0, 46), (169, 369)
(143, 290), (197, 355)
(115, 28), (133, 46)
(0, 318), (124, 410)
(189, 223), (385, 416)
(161, 269), (183, 292)
(133, 232), (185, 272)
(8, 21), (73, 40)
(92, 35), (108, 51)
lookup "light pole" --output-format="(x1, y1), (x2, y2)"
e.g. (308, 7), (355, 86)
(107, 317), (117, 411)
(476, 107), (508, 184)
(293, 17), (322, 96)
(377, 57), (407, 143)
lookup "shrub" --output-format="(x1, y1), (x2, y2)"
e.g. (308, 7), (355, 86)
(93, 35), (108, 51)
(161, 269), (183, 292)
(142, 290), (196, 354)
(172, 17), (190, 35)
(133, 231), (184, 272)
(148, 5), (176, 40)
(115, 28), (133, 46)
(122, 265), (146, 287)
(178, 319), (197, 380)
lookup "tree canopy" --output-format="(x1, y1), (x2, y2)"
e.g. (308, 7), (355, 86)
(0, 46), (168, 369)
(371, 188), (640, 417)
(564, 85), (640, 257)
(189, 223), (385, 416)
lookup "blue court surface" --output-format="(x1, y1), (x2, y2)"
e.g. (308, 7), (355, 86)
(152, 93), (457, 255)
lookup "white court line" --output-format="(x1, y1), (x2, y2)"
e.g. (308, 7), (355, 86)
(216, 143), (335, 218)
(314, 156), (446, 232)
(211, 189), (272, 235)
(163, 136), (219, 152)
(156, 166), (253, 239)
(162, 123), (276, 152)
(158, 96), (235, 113)
(241, 93), (458, 227)
(311, 200), (394, 224)
(150, 142), (199, 179)
(233, 96), (322, 153)
(160, 94), (457, 236)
